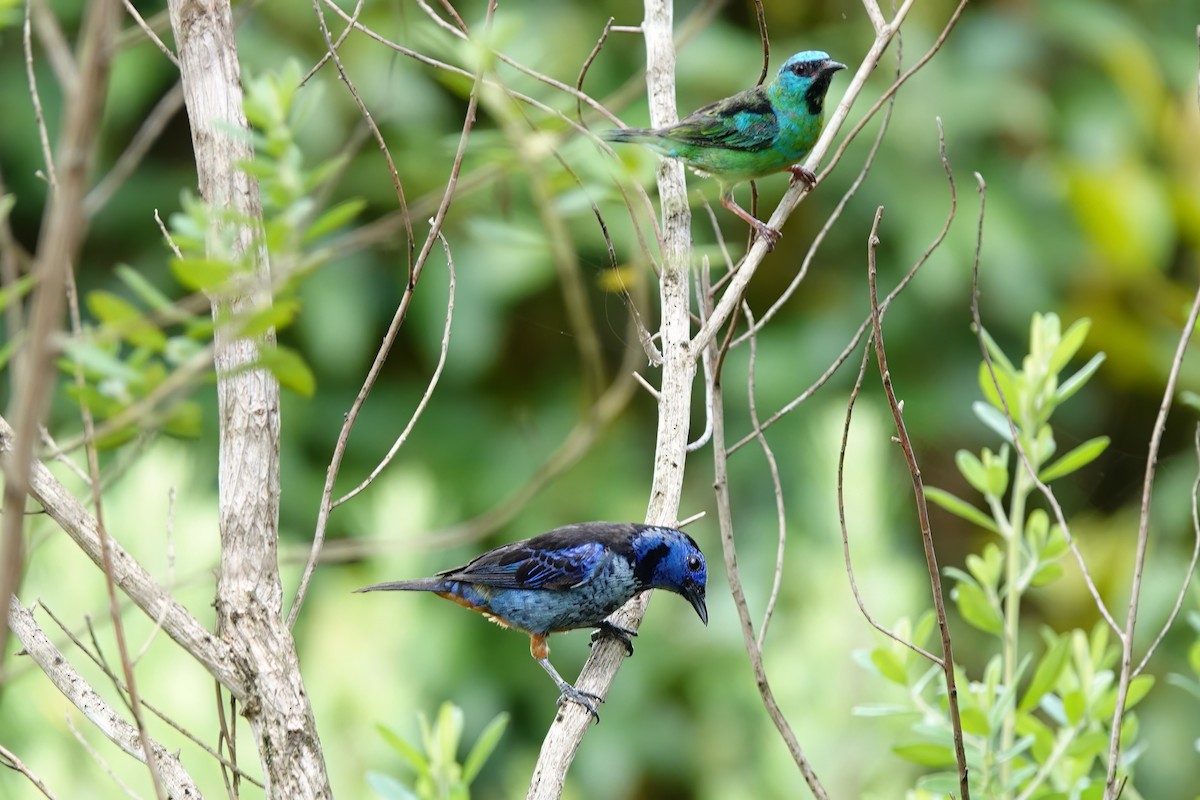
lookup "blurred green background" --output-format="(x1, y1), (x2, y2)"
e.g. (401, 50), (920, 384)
(2, 0), (1199, 797)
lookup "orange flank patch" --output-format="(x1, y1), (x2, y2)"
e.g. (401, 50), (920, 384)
(435, 590), (513, 630)
(529, 633), (550, 660)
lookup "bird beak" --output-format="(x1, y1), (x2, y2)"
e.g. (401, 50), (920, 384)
(828, 61), (847, 73)
(684, 582), (708, 626)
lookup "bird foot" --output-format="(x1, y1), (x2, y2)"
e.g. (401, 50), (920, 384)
(752, 219), (781, 251)
(590, 622), (638, 656)
(788, 165), (817, 188)
(556, 684), (603, 724)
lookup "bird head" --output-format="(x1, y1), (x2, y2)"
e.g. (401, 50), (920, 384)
(773, 51), (847, 117)
(632, 528), (708, 625)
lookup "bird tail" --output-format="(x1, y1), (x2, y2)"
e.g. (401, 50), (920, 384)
(354, 578), (443, 594)
(599, 127), (657, 145)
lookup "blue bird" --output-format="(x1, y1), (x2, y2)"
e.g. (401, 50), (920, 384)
(356, 522), (708, 719)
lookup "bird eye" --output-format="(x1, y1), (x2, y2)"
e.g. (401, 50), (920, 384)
(687, 555), (702, 572)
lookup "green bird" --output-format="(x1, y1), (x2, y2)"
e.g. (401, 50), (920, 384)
(603, 51), (846, 249)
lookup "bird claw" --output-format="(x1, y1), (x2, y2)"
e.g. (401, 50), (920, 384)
(556, 685), (603, 724)
(752, 220), (781, 251)
(590, 622), (638, 656)
(788, 165), (817, 188)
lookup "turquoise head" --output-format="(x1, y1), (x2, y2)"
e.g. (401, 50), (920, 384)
(771, 51), (847, 118)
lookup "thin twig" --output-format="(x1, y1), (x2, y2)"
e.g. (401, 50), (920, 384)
(9, 598), (202, 798)
(838, 337), (942, 663)
(335, 239), (455, 507)
(731, 114), (953, 452)
(36, 601), (263, 788)
(741, 304), (788, 650)
(751, 0), (769, 87)
(1134, 425), (1200, 677)
(707, 285), (829, 799)
(311, 0), (413, 276)
(689, 0), (932, 357)
(119, 0), (179, 66)
(968, 175), (1121, 635)
(576, 17), (616, 126)
(2, 0), (122, 688)
(1103, 238), (1200, 800)
(289, 0), (497, 628)
(85, 82), (185, 215)
(868, 207), (970, 798)
(0, 742), (61, 800)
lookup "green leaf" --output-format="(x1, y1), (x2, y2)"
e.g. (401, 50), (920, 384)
(893, 743), (956, 767)
(1048, 317), (1092, 375)
(979, 359), (1020, 417)
(1030, 561), (1064, 587)
(1063, 689), (1086, 725)
(60, 340), (141, 382)
(1056, 352), (1106, 404)
(925, 487), (1000, 533)
(955, 450), (991, 497)
(255, 344), (315, 396)
(366, 771), (419, 800)
(171, 257), (236, 292)
(1039, 436), (1110, 482)
(435, 702), (463, 771)
(461, 712), (509, 784)
(952, 578), (1004, 636)
(376, 725), (428, 776)
(973, 401), (1016, 443)
(238, 298), (302, 338)
(960, 706), (990, 735)
(1180, 390), (1200, 416)
(115, 265), (187, 321)
(1019, 635), (1071, 712)
(1096, 675), (1155, 717)
(870, 648), (909, 686)
(163, 401), (203, 438)
(976, 323), (1016, 374)
(966, 545), (1003, 591)
(87, 290), (167, 351)
(303, 198), (366, 243)
(1190, 640), (1200, 677)
(0, 272), (35, 314)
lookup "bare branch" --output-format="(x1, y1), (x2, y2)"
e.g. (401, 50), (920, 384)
(1103, 238), (1200, 800)
(335, 242), (456, 508)
(689, 0), (929, 357)
(289, 1), (496, 627)
(9, 598), (202, 799)
(838, 339), (942, 664)
(526, 0), (696, 790)
(85, 82), (186, 216)
(1134, 424), (1200, 677)
(2, 0), (122, 684)
(0, 414), (243, 693)
(0, 741), (61, 800)
(867, 207), (970, 798)
(969, 175), (1121, 635)
(740, 304), (787, 649)
(120, 0), (179, 66)
(708, 297), (828, 799)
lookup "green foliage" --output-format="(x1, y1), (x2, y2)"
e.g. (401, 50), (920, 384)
(64, 61), (361, 444)
(367, 703), (509, 800)
(861, 313), (1151, 795)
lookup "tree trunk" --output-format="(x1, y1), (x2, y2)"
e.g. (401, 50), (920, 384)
(166, 1), (331, 796)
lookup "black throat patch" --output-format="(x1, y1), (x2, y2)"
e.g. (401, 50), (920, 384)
(803, 73), (834, 117)
(633, 543), (670, 589)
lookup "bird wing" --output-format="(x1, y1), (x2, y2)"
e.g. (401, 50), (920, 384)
(661, 86), (779, 153)
(440, 540), (610, 591)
